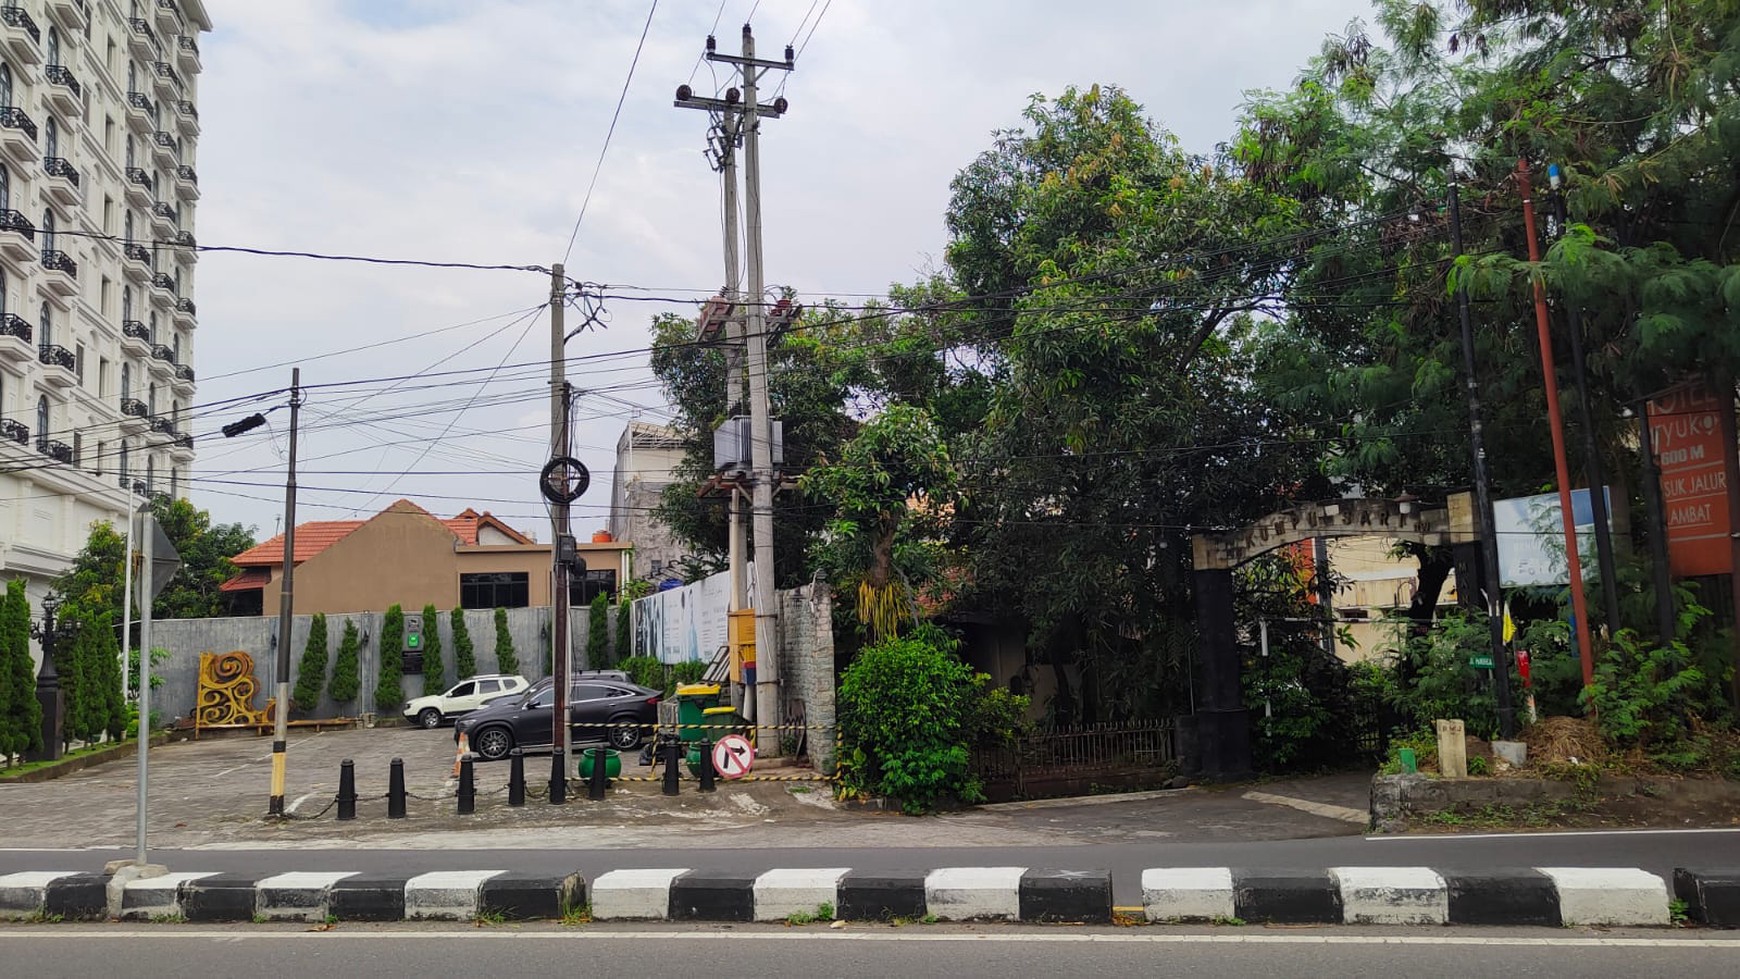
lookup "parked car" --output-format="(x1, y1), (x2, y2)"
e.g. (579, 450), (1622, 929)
(454, 678), (661, 760)
(401, 674), (529, 729)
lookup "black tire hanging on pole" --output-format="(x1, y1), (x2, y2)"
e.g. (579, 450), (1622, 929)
(539, 456), (590, 504)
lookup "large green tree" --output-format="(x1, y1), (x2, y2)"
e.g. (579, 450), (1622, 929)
(292, 612), (328, 712)
(376, 605), (404, 713)
(51, 497), (256, 629)
(0, 580), (41, 761)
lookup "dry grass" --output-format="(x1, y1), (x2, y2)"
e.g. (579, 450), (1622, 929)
(1521, 716), (1607, 766)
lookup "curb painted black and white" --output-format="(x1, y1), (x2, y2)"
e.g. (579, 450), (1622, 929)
(1, 866), (1735, 927)
(1141, 866), (1700, 927)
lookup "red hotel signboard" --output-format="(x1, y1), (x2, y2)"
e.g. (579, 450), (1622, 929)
(1648, 382), (1731, 577)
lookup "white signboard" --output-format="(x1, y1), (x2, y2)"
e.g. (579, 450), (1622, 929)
(1494, 488), (1610, 588)
(633, 570), (732, 664)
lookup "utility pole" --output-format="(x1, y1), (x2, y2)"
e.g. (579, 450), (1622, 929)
(677, 24), (794, 745)
(1449, 184), (1518, 740)
(268, 368), (301, 817)
(548, 263), (571, 803)
(1517, 159), (1596, 688)
(1548, 166), (1623, 636)
(136, 505), (153, 864)
(119, 490), (136, 706)
(722, 111), (750, 623)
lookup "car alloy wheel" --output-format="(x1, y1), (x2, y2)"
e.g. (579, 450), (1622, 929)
(474, 726), (513, 760)
(418, 708), (442, 729)
(608, 718), (643, 750)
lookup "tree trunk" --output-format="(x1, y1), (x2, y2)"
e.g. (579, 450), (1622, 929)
(1405, 544), (1455, 638)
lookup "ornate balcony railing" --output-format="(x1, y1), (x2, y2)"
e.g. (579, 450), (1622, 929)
(0, 105), (38, 141)
(121, 396), (148, 418)
(123, 320), (149, 342)
(171, 231), (195, 249)
(174, 364), (194, 383)
(174, 297), (196, 316)
(150, 343), (175, 364)
(0, 208), (32, 240)
(43, 156), (79, 187)
(175, 99), (197, 119)
(175, 163), (197, 184)
(43, 64), (79, 99)
(177, 35), (197, 59)
(152, 61), (181, 88)
(40, 249), (77, 277)
(124, 167), (152, 192)
(0, 311), (29, 341)
(127, 90), (154, 114)
(1, 6), (41, 44)
(173, 433), (192, 450)
(151, 201), (177, 222)
(38, 342), (74, 370)
(0, 418), (26, 445)
(150, 272), (176, 293)
(124, 243), (151, 264)
(35, 436), (71, 463)
(148, 415), (175, 435)
(128, 16), (156, 48)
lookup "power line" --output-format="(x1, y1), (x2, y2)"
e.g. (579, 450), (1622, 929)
(561, 0), (662, 265)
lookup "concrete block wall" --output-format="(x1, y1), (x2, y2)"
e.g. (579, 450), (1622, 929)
(147, 606), (609, 723)
(776, 583), (836, 771)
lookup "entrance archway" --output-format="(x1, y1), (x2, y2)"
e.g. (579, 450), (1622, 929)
(1186, 495), (1472, 779)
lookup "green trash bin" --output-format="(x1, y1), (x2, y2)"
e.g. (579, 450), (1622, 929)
(578, 747), (621, 780)
(675, 683), (722, 743)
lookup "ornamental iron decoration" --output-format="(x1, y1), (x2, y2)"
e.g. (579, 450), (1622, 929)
(194, 650), (276, 731)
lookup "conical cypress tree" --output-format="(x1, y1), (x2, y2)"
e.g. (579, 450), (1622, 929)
(376, 605), (404, 713)
(87, 612), (127, 741)
(493, 607), (519, 675)
(0, 579), (41, 760)
(421, 604), (446, 696)
(329, 619), (360, 705)
(615, 600), (632, 665)
(292, 613), (329, 712)
(587, 592), (610, 669)
(450, 608), (476, 680)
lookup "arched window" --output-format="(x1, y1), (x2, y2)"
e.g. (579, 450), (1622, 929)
(171, 399), (180, 429)
(122, 285), (132, 322)
(127, 60), (136, 93)
(125, 134), (134, 170)
(36, 395), (47, 440)
(0, 64), (10, 109)
(46, 27), (61, 67)
(146, 456), (154, 492)
(39, 301), (50, 347)
(147, 381), (156, 415)
(121, 362), (131, 401)
(0, 265), (7, 317)
(169, 467), (178, 499)
(171, 334), (179, 362)
(120, 440), (129, 479)
(0, 164), (9, 212)
(148, 311), (157, 343)
(40, 209), (55, 255)
(44, 117), (57, 162)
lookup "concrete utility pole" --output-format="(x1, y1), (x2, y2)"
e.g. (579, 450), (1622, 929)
(119, 492), (136, 706)
(135, 510), (156, 864)
(677, 24), (795, 744)
(268, 368), (301, 817)
(722, 113), (749, 621)
(548, 263), (571, 803)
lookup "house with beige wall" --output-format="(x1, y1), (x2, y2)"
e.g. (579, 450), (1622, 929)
(219, 499), (632, 616)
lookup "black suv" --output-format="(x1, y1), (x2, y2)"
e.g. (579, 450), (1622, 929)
(454, 675), (660, 760)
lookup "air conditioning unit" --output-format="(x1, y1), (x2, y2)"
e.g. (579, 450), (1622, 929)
(713, 415), (783, 475)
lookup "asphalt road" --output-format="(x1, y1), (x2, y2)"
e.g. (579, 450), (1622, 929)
(5, 827), (1737, 905)
(2, 925), (1738, 978)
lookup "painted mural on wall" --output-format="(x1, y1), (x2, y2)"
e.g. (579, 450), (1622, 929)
(633, 571), (731, 664)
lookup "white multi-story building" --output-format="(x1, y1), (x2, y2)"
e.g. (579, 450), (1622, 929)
(0, 1), (209, 629)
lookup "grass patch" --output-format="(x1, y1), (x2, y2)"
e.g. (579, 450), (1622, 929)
(1418, 797), (1598, 829)
(560, 903), (592, 926)
(149, 913), (187, 924)
(783, 902), (835, 926)
(1209, 915), (1247, 927)
(23, 910), (64, 924)
(0, 741), (132, 781)
(473, 907), (507, 927)
(1669, 899), (1690, 926)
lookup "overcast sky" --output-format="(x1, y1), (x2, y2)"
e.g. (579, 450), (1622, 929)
(189, 0), (1372, 541)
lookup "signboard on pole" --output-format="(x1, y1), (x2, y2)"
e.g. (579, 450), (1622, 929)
(1648, 382), (1731, 577)
(712, 734), (755, 779)
(1494, 488), (1610, 587)
(148, 519), (180, 599)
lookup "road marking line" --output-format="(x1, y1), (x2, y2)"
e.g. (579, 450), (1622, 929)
(0, 930), (1735, 947)
(285, 793), (315, 815)
(1241, 791), (1366, 825)
(1363, 827), (1740, 841)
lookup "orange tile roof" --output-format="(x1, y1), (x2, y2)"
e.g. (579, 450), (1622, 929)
(228, 501), (532, 567)
(218, 566), (273, 592)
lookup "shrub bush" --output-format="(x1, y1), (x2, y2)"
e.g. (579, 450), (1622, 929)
(420, 604), (445, 697)
(587, 592), (611, 669)
(838, 628), (1014, 813)
(493, 607), (519, 675)
(451, 608), (477, 680)
(376, 605), (404, 713)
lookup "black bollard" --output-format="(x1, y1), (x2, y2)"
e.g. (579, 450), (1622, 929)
(337, 759), (358, 820)
(587, 746), (608, 800)
(508, 748), (525, 807)
(387, 757), (407, 819)
(696, 736), (716, 792)
(549, 748), (566, 804)
(662, 739), (681, 796)
(457, 754), (476, 815)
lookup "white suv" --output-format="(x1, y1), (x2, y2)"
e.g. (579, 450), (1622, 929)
(403, 674), (529, 729)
